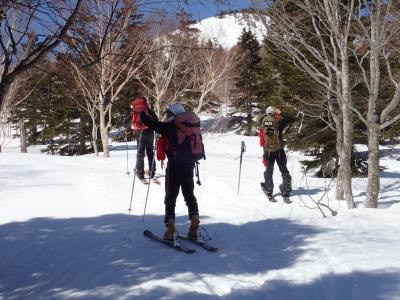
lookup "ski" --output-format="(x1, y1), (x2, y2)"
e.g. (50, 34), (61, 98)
(267, 195), (278, 203)
(177, 234), (218, 252)
(283, 196), (293, 204)
(151, 178), (161, 185)
(141, 177), (161, 185)
(144, 170), (164, 178)
(143, 230), (196, 254)
(139, 178), (150, 185)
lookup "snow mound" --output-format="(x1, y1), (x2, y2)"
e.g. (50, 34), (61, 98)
(192, 13), (267, 49)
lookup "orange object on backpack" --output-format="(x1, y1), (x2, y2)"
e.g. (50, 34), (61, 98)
(131, 98), (149, 130)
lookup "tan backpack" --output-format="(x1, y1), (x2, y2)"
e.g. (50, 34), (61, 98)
(261, 115), (282, 153)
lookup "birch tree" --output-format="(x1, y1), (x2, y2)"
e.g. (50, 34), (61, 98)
(261, 0), (357, 208)
(140, 25), (198, 116)
(192, 42), (238, 113)
(351, 0), (400, 207)
(69, 0), (146, 157)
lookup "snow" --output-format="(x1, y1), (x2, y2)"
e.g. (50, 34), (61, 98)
(1, 131), (400, 299)
(192, 14), (266, 49)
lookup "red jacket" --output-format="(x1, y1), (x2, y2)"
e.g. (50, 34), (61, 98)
(258, 128), (266, 166)
(156, 135), (169, 161)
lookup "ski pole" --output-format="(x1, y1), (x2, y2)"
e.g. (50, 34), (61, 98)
(195, 162), (201, 186)
(125, 130), (130, 175)
(142, 133), (158, 221)
(128, 130), (143, 215)
(237, 141), (246, 194)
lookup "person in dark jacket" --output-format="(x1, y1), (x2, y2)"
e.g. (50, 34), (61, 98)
(127, 97), (158, 180)
(139, 103), (200, 241)
(259, 106), (295, 201)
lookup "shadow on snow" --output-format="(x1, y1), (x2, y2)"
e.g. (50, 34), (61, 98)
(0, 215), (399, 299)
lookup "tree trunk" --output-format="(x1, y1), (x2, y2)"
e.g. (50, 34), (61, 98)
(245, 99), (252, 135)
(79, 119), (86, 155)
(335, 120), (344, 200)
(340, 57), (355, 209)
(99, 100), (110, 158)
(195, 93), (207, 114)
(365, 123), (380, 208)
(19, 120), (27, 153)
(91, 118), (99, 156)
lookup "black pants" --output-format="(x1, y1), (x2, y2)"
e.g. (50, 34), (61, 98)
(164, 162), (199, 223)
(136, 129), (155, 178)
(263, 149), (292, 196)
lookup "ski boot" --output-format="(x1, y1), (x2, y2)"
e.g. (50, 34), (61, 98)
(267, 194), (277, 202)
(188, 214), (200, 241)
(163, 218), (175, 241)
(279, 184), (292, 203)
(261, 183), (277, 202)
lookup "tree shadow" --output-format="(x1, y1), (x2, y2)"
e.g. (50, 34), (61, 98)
(109, 144), (137, 152)
(0, 214), (323, 299)
(379, 171), (400, 179)
(292, 187), (325, 196)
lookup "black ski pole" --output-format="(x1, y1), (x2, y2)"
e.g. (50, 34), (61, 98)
(237, 141), (246, 194)
(125, 130), (130, 175)
(142, 134), (158, 221)
(195, 162), (201, 186)
(128, 130), (143, 215)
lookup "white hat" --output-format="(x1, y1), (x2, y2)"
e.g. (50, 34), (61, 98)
(167, 103), (185, 115)
(266, 106), (276, 115)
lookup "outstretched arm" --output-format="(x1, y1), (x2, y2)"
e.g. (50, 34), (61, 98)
(139, 111), (169, 135)
(280, 112), (295, 128)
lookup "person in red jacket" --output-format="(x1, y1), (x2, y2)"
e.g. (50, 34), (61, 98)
(129, 97), (158, 180)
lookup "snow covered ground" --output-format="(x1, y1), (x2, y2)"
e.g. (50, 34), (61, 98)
(1, 132), (400, 300)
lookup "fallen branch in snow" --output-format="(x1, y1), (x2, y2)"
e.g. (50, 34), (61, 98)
(295, 171), (338, 218)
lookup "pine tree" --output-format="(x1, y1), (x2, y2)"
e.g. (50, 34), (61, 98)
(232, 28), (262, 136)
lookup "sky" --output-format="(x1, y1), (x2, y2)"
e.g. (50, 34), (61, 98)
(186, 0), (255, 21)
(139, 0), (256, 22)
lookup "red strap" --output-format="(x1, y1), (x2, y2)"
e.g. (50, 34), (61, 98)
(258, 127), (264, 147)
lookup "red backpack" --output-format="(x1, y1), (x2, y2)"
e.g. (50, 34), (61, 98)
(131, 98), (148, 130)
(173, 111), (205, 162)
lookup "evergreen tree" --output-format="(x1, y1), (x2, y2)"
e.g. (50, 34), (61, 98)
(232, 28), (261, 135)
(11, 61), (93, 155)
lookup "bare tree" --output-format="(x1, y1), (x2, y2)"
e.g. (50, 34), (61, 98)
(350, 0), (400, 207)
(140, 26), (198, 116)
(0, 0), (83, 110)
(69, 63), (100, 155)
(69, 0), (147, 157)
(261, 0), (357, 208)
(192, 43), (238, 113)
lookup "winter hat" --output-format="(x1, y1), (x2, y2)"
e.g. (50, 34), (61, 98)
(167, 103), (185, 116)
(266, 106), (276, 115)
